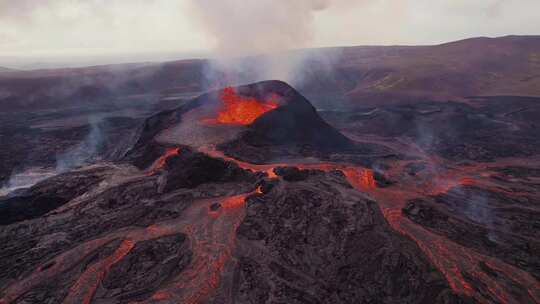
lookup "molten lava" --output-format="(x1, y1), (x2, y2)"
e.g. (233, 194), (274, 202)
(5, 142), (537, 304)
(342, 167), (377, 190)
(211, 87), (278, 125)
(64, 239), (135, 304)
(193, 147), (540, 302)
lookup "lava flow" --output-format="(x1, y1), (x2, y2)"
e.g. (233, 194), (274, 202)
(1, 145), (537, 303)
(141, 192), (254, 304)
(368, 159), (540, 303)
(195, 146), (540, 303)
(342, 167), (377, 190)
(63, 239), (135, 304)
(206, 87), (278, 125)
(198, 145), (377, 189)
(0, 189), (257, 304)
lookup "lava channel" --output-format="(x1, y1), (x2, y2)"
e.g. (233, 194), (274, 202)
(137, 192), (256, 304)
(193, 148), (540, 303)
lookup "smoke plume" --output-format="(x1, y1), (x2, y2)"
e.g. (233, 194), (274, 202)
(0, 116), (106, 197)
(189, 0), (343, 86)
(56, 116), (105, 172)
(189, 0), (335, 56)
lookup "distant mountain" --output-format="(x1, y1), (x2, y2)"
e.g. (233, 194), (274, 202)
(0, 60), (207, 111)
(1, 35), (539, 111)
(297, 35), (540, 106)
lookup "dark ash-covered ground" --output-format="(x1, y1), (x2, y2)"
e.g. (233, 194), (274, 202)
(1, 36), (540, 303)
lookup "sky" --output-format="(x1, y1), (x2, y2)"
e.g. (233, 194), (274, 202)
(1, 0), (539, 68)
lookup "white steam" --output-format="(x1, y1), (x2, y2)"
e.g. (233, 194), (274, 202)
(0, 117), (105, 197)
(55, 116), (105, 172)
(189, 0), (344, 85)
(0, 168), (56, 197)
(189, 0), (334, 56)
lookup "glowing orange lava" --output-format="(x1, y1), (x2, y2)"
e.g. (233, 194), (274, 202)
(342, 167), (377, 190)
(191, 148), (540, 302)
(211, 87), (278, 125)
(221, 194), (247, 209)
(147, 147), (180, 175)
(64, 239), (135, 304)
(147, 192), (253, 304)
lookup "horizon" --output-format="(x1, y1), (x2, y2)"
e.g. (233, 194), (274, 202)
(2, 0), (540, 69)
(2, 34), (538, 71)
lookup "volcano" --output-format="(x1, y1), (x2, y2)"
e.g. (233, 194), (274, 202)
(125, 80), (391, 167)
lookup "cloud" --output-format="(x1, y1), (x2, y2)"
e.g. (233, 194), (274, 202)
(0, 0), (539, 63)
(0, 0), (209, 57)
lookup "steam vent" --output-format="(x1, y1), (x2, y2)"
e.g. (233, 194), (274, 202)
(2, 72), (540, 303)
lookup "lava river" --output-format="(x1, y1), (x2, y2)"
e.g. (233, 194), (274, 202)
(0, 188), (257, 304)
(2, 146), (538, 304)
(197, 145), (540, 303)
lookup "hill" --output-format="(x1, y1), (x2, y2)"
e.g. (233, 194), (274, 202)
(299, 35), (540, 106)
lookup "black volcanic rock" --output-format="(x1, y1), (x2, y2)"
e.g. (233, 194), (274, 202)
(0, 155), (256, 299)
(122, 80), (393, 165)
(326, 97), (540, 162)
(234, 169), (469, 303)
(162, 151), (258, 192)
(123, 104), (195, 164)
(0, 167), (108, 226)
(236, 81), (353, 148)
(403, 185), (540, 280)
(209, 202), (221, 211)
(95, 234), (192, 302)
(273, 166), (310, 181)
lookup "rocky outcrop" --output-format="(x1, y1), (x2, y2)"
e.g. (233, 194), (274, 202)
(162, 151), (259, 192)
(0, 167), (109, 226)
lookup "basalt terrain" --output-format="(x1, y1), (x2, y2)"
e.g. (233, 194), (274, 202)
(2, 35), (540, 187)
(1, 37), (540, 304)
